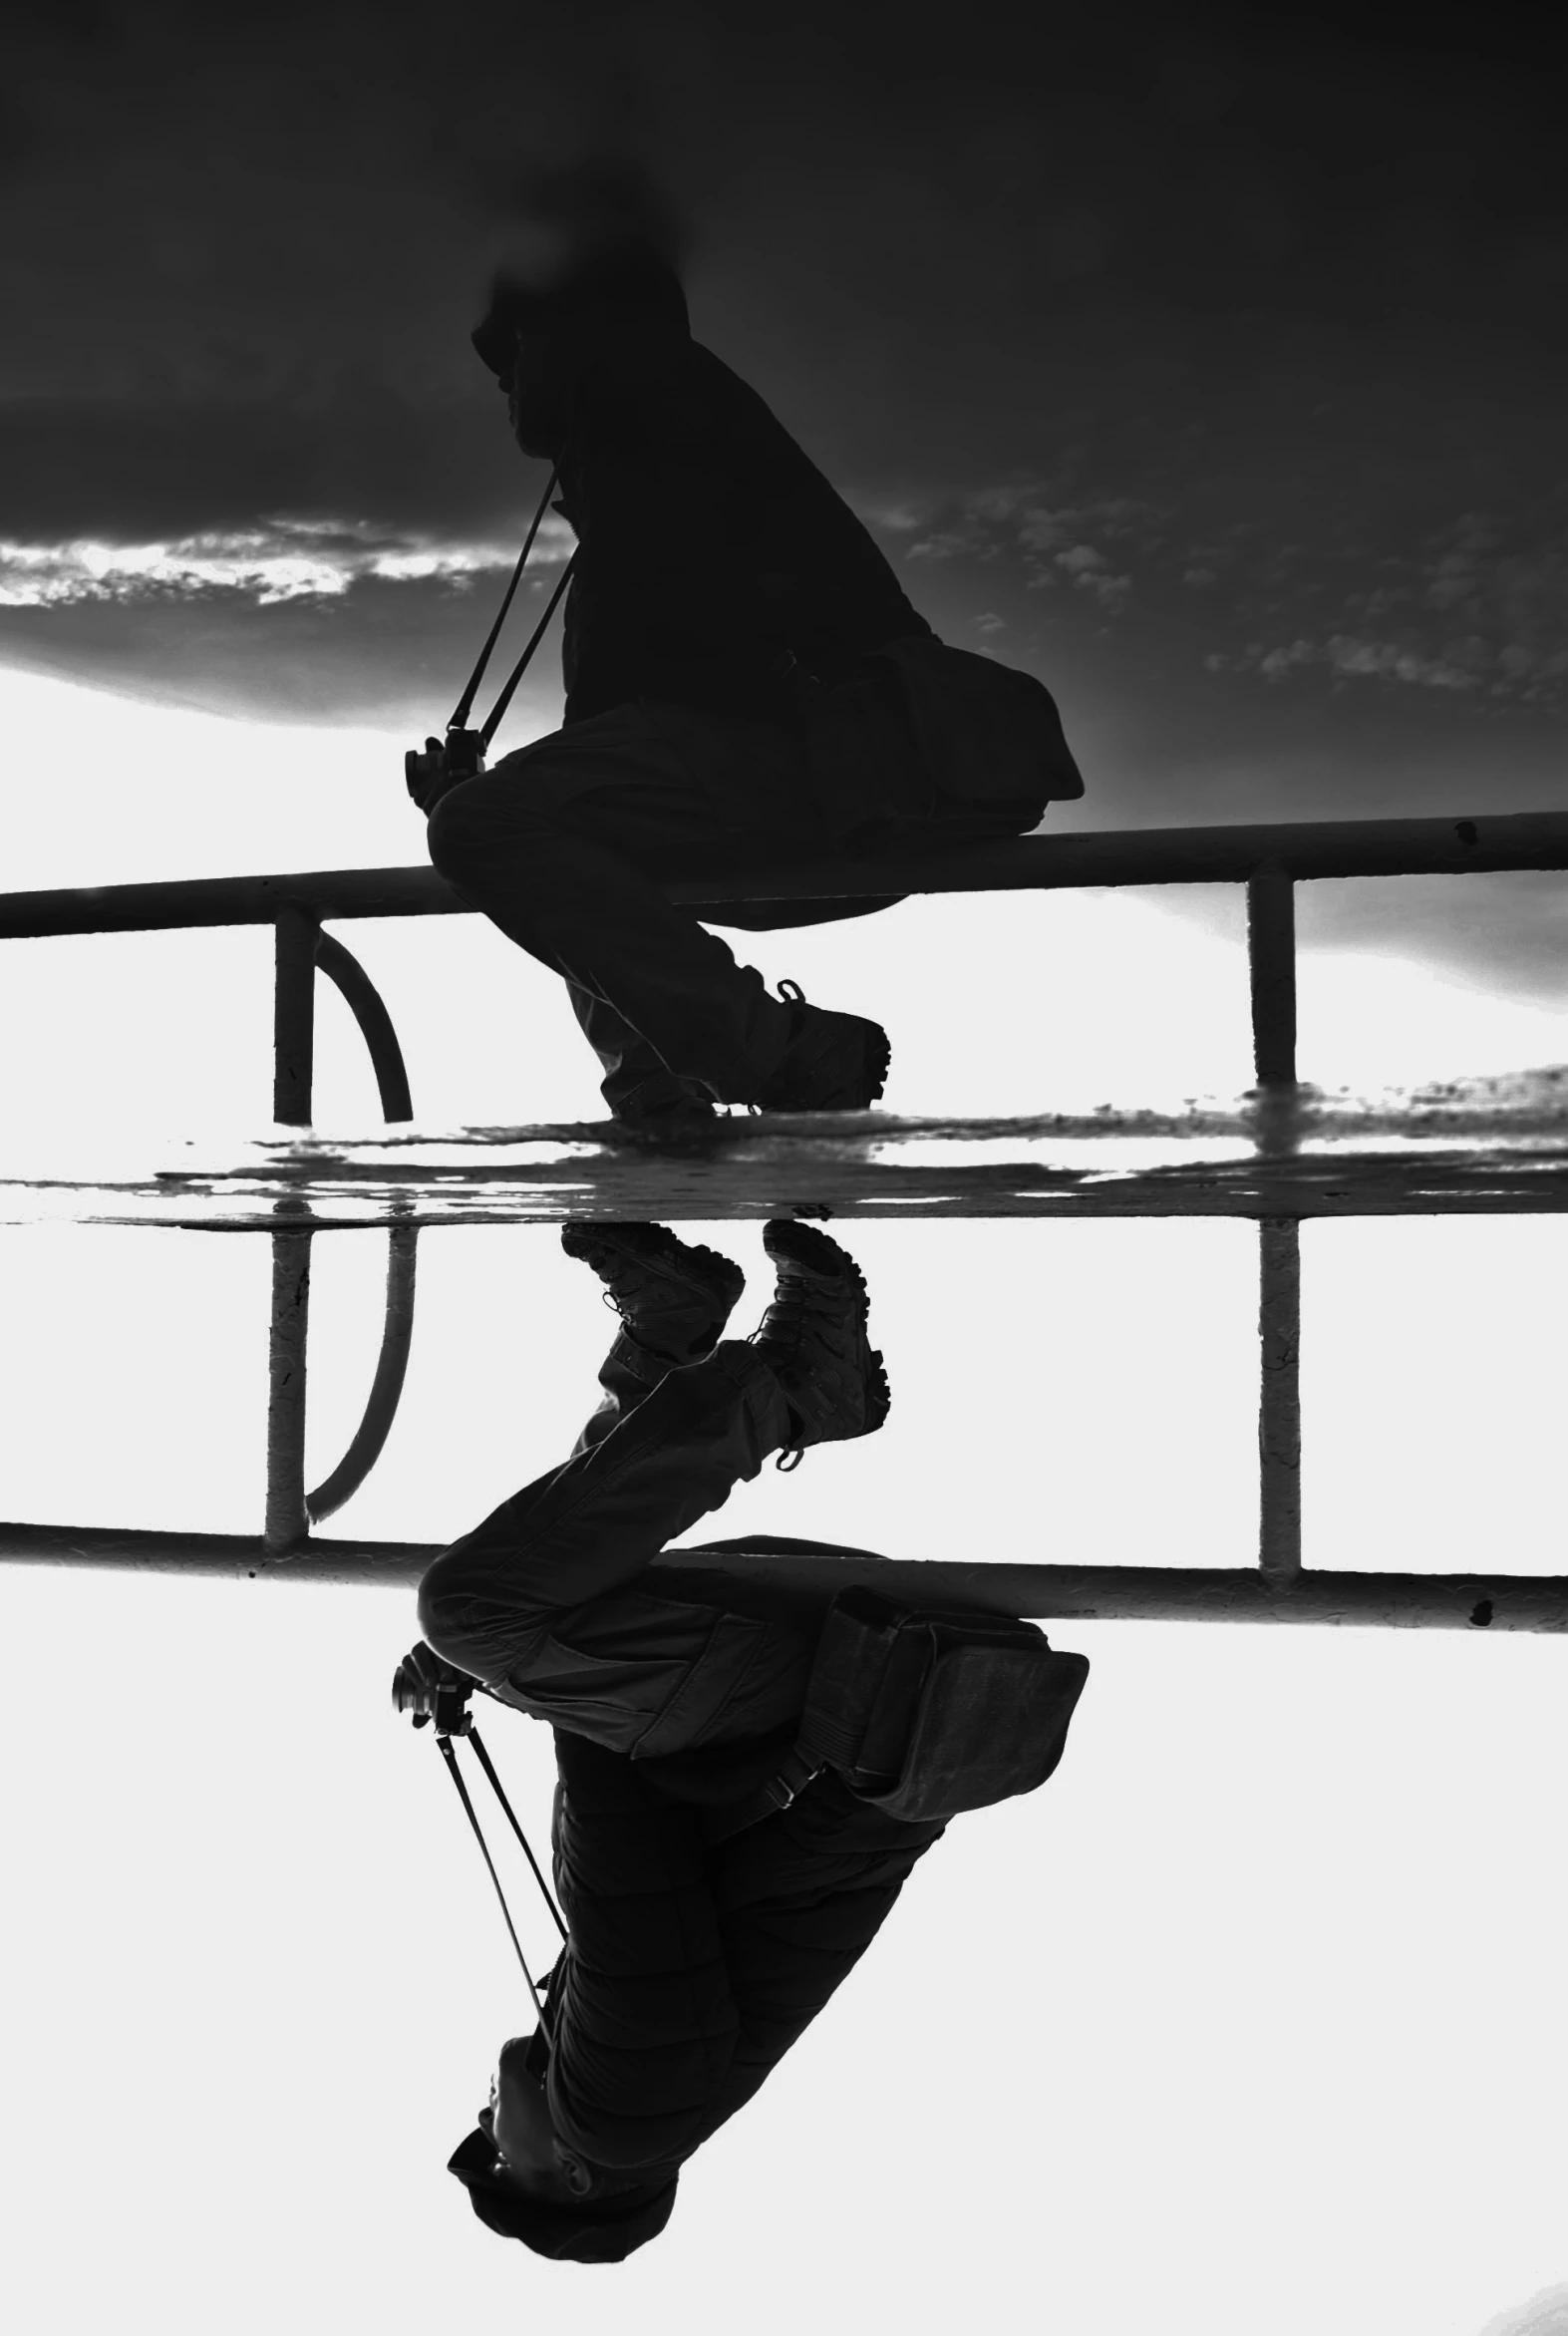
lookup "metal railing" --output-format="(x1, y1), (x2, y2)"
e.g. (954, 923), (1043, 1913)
(263, 911), (420, 1546)
(3, 805), (1566, 1628)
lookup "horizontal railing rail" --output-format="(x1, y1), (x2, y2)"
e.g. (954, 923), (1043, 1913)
(0, 1521), (1562, 1631)
(2, 810), (1567, 939)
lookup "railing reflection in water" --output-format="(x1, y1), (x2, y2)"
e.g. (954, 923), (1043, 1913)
(1, 808), (1565, 1627)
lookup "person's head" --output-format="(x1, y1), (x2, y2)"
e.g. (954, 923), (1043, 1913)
(470, 238), (690, 459)
(447, 2030), (679, 2263)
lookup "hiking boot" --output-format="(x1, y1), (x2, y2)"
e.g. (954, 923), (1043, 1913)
(747, 1217), (890, 1470)
(560, 1220), (746, 1363)
(752, 979), (890, 1114)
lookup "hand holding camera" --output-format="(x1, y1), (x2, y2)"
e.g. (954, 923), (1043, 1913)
(405, 728), (486, 817)
(392, 1640), (477, 1734)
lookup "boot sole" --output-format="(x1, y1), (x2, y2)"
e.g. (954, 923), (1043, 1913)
(609, 1096), (721, 1131)
(560, 1221), (747, 1319)
(758, 1218), (890, 1440)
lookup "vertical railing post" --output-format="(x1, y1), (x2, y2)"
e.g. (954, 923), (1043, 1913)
(1256, 1218), (1302, 1577)
(272, 907), (318, 1127)
(266, 909), (319, 1551)
(1247, 866), (1303, 1581)
(265, 1230), (312, 1550)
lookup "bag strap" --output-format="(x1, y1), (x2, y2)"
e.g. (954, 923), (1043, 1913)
(700, 1741), (826, 1846)
(700, 1636), (889, 1847)
(477, 557), (577, 752)
(435, 1723), (567, 2032)
(465, 1726), (568, 1943)
(446, 464), (579, 752)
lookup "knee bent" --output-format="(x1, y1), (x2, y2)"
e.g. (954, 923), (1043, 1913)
(427, 767), (563, 887)
(425, 789), (486, 885)
(416, 1554), (471, 1659)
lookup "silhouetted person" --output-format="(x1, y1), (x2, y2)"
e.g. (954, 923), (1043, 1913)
(416, 231), (1086, 1129)
(407, 1218), (951, 2260)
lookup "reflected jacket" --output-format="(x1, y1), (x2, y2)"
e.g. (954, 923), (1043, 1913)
(529, 1694), (946, 2182)
(482, 1528), (947, 2179)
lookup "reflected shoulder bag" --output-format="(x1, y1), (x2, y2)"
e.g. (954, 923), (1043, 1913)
(705, 1587), (1091, 1843)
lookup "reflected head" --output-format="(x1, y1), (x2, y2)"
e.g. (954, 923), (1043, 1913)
(446, 2033), (679, 2262)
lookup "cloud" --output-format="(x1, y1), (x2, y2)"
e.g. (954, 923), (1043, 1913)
(1195, 502), (1568, 708)
(1210, 624), (1568, 701)
(1473, 2282), (1568, 2336)
(904, 528), (1002, 563)
(1052, 543), (1133, 607)
(859, 501), (927, 532)
(898, 477), (1157, 615)
(0, 516), (573, 610)
(1326, 635), (1479, 688)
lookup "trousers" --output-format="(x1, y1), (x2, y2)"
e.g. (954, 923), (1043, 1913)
(424, 693), (1033, 1113)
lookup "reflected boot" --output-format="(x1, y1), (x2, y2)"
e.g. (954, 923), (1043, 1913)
(751, 979), (891, 1113)
(560, 1219), (747, 1368)
(611, 1072), (723, 1135)
(746, 1218), (890, 1470)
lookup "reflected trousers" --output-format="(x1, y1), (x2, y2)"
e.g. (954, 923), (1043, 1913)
(415, 1325), (793, 1691)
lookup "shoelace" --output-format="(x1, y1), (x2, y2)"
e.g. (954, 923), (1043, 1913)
(748, 978), (808, 1116)
(746, 1307), (813, 1475)
(592, 1267), (730, 1363)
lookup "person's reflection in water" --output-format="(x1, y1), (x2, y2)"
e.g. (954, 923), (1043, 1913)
(414, 1218), (951, 2262)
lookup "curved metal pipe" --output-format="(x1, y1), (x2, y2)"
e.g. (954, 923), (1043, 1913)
(306, 1221), (418, 1523)
(300, 930), (419, 1524)
(312, 929), (414, 1121)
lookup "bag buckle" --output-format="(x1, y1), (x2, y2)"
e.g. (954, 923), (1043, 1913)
(762, 1747), (823, 1814)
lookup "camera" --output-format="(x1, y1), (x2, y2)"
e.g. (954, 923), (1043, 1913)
(405, 727), (486, 814)
(391, 1657), (475, 1737)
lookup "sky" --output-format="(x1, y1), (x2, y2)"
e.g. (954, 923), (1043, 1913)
(3, 4), (1568, 2332)
(4, 0), (1568, 866)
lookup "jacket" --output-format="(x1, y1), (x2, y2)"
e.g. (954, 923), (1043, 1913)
(534, 1718), (946, 2178)
(538, 309), (1083, 886)
(548, 319), (936, 733)
(477, 1530), (949, 2172)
